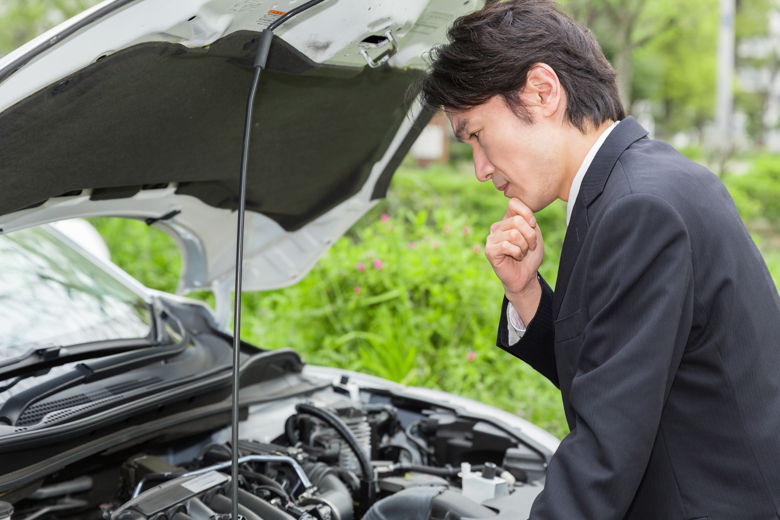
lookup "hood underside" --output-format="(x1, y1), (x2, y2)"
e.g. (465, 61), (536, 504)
(0, 0), (481, 293)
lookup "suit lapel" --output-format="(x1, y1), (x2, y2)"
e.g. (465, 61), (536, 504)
(551, 117), (649, 319)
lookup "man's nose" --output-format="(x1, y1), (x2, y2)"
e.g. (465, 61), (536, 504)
(473, 146), (495, 182)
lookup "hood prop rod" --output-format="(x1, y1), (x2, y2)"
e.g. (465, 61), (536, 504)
(230, 3), (331, 520)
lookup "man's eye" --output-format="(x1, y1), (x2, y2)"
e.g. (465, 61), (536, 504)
(470, 131), (479, 139)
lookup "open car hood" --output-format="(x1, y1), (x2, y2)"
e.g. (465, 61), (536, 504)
(0, 0), (480, 294)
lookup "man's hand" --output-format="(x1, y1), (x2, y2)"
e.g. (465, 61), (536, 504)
(485, 198), (544, 324)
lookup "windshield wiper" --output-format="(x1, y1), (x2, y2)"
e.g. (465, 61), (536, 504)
(0, 332), (190, 426)
(0, 300), (184, 383)
(0, 338), (156, 383)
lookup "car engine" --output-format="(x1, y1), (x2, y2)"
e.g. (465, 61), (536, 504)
(5, 386), (547, 520)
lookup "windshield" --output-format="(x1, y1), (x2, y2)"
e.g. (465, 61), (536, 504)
(0, 227), (152, 359)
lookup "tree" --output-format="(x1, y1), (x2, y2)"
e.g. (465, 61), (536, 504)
(633, 1), (718, 137)
(732, 0), (775, 147)
(561, 0), (717, 112)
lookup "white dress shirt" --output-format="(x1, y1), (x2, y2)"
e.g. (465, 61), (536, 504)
(507, 120), (620, 344)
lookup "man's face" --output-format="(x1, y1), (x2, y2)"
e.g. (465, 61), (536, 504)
(447, 95), (565, 212)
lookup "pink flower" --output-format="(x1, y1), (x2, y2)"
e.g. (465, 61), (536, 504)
(356, 263), (365, 271)
(381, 213), (389, 223)
(373, 259), (383, 270)
(468, 351), (476, 362)
(463, 226), (470, 235)
(444, 226), (451, 233)
(432, 241), (439, 249)
(354, 286), (361, 294)
(473, 245), (481, 253)
(408, 242), (416, 249)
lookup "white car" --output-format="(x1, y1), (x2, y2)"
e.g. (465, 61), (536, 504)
(0, 2), (558, 520)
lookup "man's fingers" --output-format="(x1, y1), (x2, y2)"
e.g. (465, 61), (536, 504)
(485, 239), (525, 262)
(496, 216), (538, 247)
(488, 228), (530, 253)
(486, 228), (536, 263)
(489, 198), (539, 260)
(507, 198), (537, 228)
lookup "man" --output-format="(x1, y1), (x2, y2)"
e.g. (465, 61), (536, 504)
(415, 1), (780, 519)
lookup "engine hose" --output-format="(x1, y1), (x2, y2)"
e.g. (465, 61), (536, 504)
(303, 463), (354, 520)
(300, 444), (340, 463)
(363, 487), (446, 520)
(284, 415), (299, 445)
(238, 469), (286, 494)
(294, 403), (376, 508)
(285, 415), (340, 463)
(250, 485), (290, 503)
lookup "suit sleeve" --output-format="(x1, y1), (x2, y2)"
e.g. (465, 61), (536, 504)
(496, 273), (559, 388)
(529, 194), (694, 519)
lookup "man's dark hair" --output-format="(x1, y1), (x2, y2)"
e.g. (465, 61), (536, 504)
(414, 0), (625, 133)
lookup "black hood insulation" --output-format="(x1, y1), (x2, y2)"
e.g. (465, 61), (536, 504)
(0, 32), (427, 231)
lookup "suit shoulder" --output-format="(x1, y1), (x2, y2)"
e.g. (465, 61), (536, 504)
(611, 137), (732, 214)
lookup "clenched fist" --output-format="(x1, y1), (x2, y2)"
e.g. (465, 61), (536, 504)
(485, 198), (544, 324)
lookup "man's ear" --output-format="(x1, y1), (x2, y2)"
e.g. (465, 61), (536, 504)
(522, 63), (562, 120)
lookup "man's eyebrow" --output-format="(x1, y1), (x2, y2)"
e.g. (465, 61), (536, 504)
(454, 118), (469, 142)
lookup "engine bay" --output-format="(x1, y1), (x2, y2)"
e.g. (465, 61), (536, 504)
(4, 379), (547, 520)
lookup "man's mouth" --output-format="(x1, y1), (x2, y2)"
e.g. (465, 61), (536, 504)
(496, 182), (509, 194)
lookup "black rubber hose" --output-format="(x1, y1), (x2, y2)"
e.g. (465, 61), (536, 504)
(238, 469), (286, 493)
(301, 444), (340, 463)
(404, 422), (434, 461)
(196, 443), (231, 461)
(295, 403), (376, 508)
(363, 487), (447, 520)
(251, 485), (290, 503)
(285, 415), (299, 445)
(285, 415), (340, 463)
(303, 463), (354, 520)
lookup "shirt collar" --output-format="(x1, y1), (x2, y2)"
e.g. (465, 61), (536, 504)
(566, 120), (620, 226)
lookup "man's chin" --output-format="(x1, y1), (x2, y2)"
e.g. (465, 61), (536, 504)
(508, 194), (547, 214)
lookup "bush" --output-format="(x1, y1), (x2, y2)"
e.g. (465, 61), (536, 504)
(89, 165), (569, 438)
(87, 158), (780, 441)
(723, 154), (780, 226)
(241, 204), (567, 437)
(89, 216), (181, 293)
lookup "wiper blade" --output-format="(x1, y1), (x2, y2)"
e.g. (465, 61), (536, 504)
(0, 337), (190, 426)
(0, 303), (186, 383)
(0, 338), (156, 382)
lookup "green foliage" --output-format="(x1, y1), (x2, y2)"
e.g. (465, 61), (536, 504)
(723, 155), (780, 226)
(88, 217), (182, 294)
(84, 156), (780, 442)
(89, 166), (569, 438)
(0, 0), (103, 57)
(375, 164), (567, 285)
(632, 0), (718, 132)
(241, 201), (567, 437)
(559, 0), (719, 119)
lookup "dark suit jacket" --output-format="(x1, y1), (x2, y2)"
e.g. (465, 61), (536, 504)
(497, 117), (780, 520)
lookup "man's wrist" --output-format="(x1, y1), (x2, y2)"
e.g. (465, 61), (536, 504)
(505, 274), (542, 326)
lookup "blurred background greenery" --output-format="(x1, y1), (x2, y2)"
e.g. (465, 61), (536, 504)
(6, 0), (780, 439)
